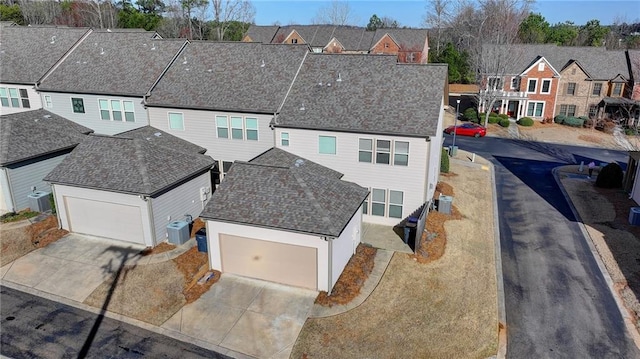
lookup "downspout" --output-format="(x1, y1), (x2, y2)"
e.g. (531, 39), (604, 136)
(2, 167), (17, 213)
(326, 236), (333, 293)
(50, 184), (62, 229)
(140, 195), (157, 247)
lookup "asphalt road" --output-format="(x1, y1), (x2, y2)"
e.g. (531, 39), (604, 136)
(0, 285), (229, 359)
(445, 135), (640, 358)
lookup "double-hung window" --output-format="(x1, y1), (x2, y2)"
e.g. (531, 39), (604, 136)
(245, 117), (258, 140)
(592, 83), (602, 96)
(526, 102), (544, 117)
(567, 82), (576, 95)
(363, 191), (369, 215)
(99, 99), (110, 120)
(44, 95), (52, 108)
(8, 88), (19, 107)
(216, 116), (228, 138)
(110, 100), (123, 121)
(394, 141), (409, 166)
(19, 89), (29, 108)
(376, 140), (391, 164)
(527, 79), (537, 93)
(231, 116), (243, 139)
(281, 132), (289, 146)
(359, 138), (373, 163)
(371, 189), (386, 216)
(389, 190), (403, 218)
(168, 112), (184, 130)
(0, 88), (9, 107)
(541, 79), (551, 94)
(123, 101), (135, 122)
(319, 136), (336, 154)
(589, 105), (598, 117)
(612, 83), (623, 96)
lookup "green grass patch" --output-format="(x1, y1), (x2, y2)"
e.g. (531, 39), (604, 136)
(0, 210), (39, 223)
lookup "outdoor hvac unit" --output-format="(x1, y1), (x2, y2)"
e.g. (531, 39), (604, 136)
(167, 220), (190, 245)
(27, 191), (51, 213)
(629, 207), (640, 226)
(438, 195), (453, 215)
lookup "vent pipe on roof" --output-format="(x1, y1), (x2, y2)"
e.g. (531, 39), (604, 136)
(337, 73), (342, 82)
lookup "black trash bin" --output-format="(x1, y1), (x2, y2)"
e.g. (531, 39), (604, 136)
(403, 220), (417, 244)
(195, 228), (208, 253)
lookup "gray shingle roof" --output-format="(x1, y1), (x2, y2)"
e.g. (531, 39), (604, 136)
(249, 147), (342, 179)
(115, 126), (207, 154)
(245, 25), (279, 43)
(488, 44), (630, 80)
(276, 54), (447, 137)
(200, 159), (368, 237)
(38, 31), (185, 96)
(0, 26), (89, 84)
(44, 135), (215, 196)
(273, 25), (317, 44)
(0, 109), (92, 166)
(330, 28), (373, 51)
(628, 50), (640, 82)
(146, 42), (309, 113)
(372, 28), (429, 50)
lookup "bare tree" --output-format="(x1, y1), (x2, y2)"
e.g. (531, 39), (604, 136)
(313, 0), (357, 25)
(211, 0), (255, 41)
(423, 0), (451, 56)
(18, 0), (62, 25)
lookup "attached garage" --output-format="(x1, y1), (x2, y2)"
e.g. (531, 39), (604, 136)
(64, 197), (145, 245)
(202, 148), (368, 292)
(220, 234), (317, 289)
(44, 132), (215, 247)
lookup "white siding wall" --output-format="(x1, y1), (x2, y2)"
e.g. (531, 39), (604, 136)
(39, 91), (148, 135)
(0, 84), (42, 115)
(331, 207), (362, 289)
(151, 172), (211, 244)
(0, 168), (11, 213)
(52, 184), (154, 246)
(275, 129), (429, 226)
(205, 220), (331, 291)
(6, 154), (67, 212)
(147, 107), (274, 162)
(425, 100), (445, 203)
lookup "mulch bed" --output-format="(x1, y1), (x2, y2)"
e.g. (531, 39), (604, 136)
(315, 244), (377, 307)
(173, 246), (220, 304)
(27, 216), (68, 248)
(412, 181), (463, 264)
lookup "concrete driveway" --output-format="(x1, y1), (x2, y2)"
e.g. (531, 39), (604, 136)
(1, 233), (317, 358)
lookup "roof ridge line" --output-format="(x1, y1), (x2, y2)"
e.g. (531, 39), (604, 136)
(292, 169), (333, 227)
(133, 139), (153, 193)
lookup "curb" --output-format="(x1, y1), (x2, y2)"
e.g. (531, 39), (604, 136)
(552, 167), (640, 349)
(489, 158), (507, 359)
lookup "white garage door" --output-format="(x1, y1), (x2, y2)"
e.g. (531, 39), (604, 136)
(220, 234), (317, 290)
(64, 196), (145, 245)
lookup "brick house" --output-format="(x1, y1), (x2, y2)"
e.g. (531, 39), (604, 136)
(243, 25), (428, 63)
(480, 44), (631, 121)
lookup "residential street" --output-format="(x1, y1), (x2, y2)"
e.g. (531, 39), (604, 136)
(446, 135), (640, 357)
(0, 285), (229, 359)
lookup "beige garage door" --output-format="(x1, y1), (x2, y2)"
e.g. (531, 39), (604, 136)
(64, 196), (145, 245)
(220, 234), (317, 290)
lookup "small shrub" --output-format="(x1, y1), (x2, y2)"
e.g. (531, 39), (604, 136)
(49, 193), (56, 215)
(595, 163), (623, 189)
(498, 113), (509, 120)
(488, 115), (500, 124)
(625, 128), (638, 136)
(463, 108), (478, 122)
(563, 117), (584, 127)
(584, 119), (595, 129)
(440, 148), (450, 173)
(498, 118), (511, 127)
(554, 115), (567, 124)
(517, 117), (534, 126)
(0, 210), (39, 223)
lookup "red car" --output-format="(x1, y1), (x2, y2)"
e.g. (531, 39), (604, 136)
(444, 123), (487, 138)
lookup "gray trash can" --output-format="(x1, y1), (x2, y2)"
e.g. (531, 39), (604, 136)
(449, 145), (458, 156)
(438, 195), (453, 214)
(195, 228), (208, 252)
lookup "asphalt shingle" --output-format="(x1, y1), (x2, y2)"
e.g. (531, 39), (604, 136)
(146, 41), (309, 113)
(38, 30), (185, 96)
(244, 25), (279, 43)
(276, 54), (447, 137)
(0, 109), (92, 166)
(115, 126), (207, 154)
(249, 147), (343, 179)
(44, 135), (215, 196)
(0, 26), (89, 84)
(200, 156), (368, 237)
(487, 44), (630, 79)
(371, 28), (429, 51)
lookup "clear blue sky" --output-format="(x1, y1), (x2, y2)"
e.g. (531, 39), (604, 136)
(252, 0), (640, 27)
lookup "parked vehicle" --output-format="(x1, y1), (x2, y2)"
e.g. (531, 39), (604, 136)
(444, 123), (487, 138)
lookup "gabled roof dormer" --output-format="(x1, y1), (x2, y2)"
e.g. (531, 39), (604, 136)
(370, 33), (399, 52)
(283, 29), (306, 45)
(323, 37), (345, 53)
(520, 56), (560, 78)
(560, 60), (592, 79)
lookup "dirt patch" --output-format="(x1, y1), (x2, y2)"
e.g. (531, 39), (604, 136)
(315, 244), (377, 307)
(517, 122), (621, 149)
(84, 239), (219, 324)
(292, 159), (498, 358)
(560, 172), (640, 332)
(140, 242), (176, 256)
(1, 215), (67, 266)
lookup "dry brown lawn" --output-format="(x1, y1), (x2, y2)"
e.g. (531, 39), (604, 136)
(292, 159), (498, 359)
(1, 215), (67, 266)
(560, 171), (640, 331)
